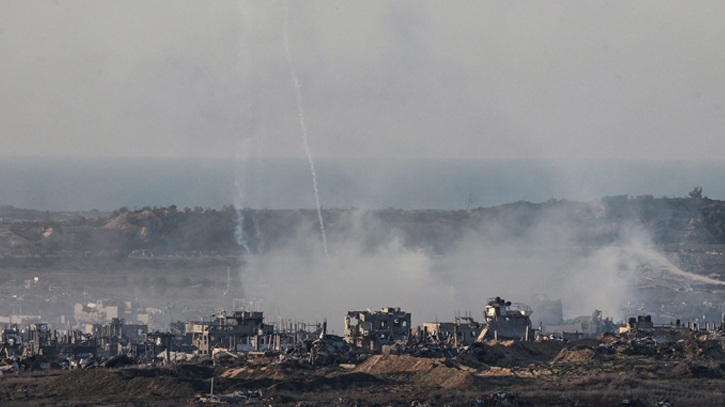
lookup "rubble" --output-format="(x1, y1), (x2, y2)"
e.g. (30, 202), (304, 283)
(1, 298), (725, 390)
(486, 391), (519, 407)
(344, 307), (411, 351)
(423, 314), (483, 346)
(194, 387), (265, 405)
(546, 310), (618, 340)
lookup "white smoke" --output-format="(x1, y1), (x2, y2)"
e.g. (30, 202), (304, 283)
(283, 3), (330, 261)
(239, 206), (650, 333)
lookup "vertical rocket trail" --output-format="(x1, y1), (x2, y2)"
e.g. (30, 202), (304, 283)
(283, 4), (330, 261)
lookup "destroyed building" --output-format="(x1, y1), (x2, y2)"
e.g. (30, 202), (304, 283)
(476, 297), (534, 341)
(345, 307), (411, 351)
(74, 300), (151, 327)
(55, 330), (97, 359)
(423, 314), (483, 346)
(0, 314), (42, 326)
(546, 310), (617, 340)
(93, 318), (148, 342)
(145, 331), (174, 349)
(27, 323), (59, 356)
(1, 325), (21, 348)
(619, 315), (654, 333)
(188, 311), (274, 355)
(91, 318), (148, 357)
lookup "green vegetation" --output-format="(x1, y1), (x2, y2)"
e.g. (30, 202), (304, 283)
(4, 195), (725, 258)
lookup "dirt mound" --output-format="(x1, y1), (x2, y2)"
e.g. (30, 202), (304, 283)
(598, 331), (725, 360)
(353, 355), (476, 389)
(267, 372), (383, 392)
(354, 355), (441, 374)
(569, 338), (602, 348)
(454, 351), (490, 370)
(698, 340), (725, 359)
(471, 340), (567, 367)
(222, 365), (292, 381)
(552, 347), (600, 363)
(45, 367), (199, 401)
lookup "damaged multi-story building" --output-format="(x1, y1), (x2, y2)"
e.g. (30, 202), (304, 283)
(423, 314), (483, 346)
(74, 300), (151, 329)
(91, 318), (148, 357)
(476, 297), (534, 341)
(344, 307), (411, 351)
(187, 311), (274, 355)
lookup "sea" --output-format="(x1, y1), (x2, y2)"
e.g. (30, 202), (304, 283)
(0, 156), (723, 211)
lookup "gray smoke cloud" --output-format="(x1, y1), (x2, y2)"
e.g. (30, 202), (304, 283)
(238, 206), (650, 333)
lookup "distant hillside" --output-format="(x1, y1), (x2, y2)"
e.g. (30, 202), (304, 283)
(2, 195), (725, 260)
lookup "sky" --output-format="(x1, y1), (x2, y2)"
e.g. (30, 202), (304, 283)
(1, 0), (724, 160)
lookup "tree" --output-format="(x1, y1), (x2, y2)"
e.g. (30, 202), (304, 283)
(688, 186), (703, 199)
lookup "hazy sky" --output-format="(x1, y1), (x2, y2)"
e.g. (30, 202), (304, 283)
(1, 1), (724, 160)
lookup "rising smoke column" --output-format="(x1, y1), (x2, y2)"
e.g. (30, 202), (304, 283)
(283, 3), (330, 261)
(234, 138), (259, 257)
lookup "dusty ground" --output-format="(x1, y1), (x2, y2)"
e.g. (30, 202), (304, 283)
(4, 331), (725, 406)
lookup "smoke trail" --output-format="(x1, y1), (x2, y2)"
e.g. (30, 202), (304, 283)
(283, 3), (330, 261)
(234, 209), (253, 256)
(233, 137), (255, 263)
(253, 212), (264, 254)
(233, 3), (264, 305)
